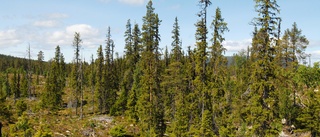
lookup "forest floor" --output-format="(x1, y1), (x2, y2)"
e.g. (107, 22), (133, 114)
(1, 93), (137, 136)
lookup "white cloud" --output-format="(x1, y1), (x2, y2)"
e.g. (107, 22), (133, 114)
(33, 20), (59, 27)
(223, 39), (252, 53)
(66, 24), (99, 38)
(118, 0), (145, 5)
(0, 23), (102, 50)
(46, 24), (102, 48)
(0, 29), (22, 47)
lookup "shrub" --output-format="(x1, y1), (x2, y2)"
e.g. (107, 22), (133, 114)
(109, 125), (127, 137)
(16, 100), (27, 116)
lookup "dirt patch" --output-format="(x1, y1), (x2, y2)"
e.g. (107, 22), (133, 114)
(91, 115), (113, 123)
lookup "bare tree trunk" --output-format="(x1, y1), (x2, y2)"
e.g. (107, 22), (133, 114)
(80, 59), (84, 119)
(27, 44), (32, 98)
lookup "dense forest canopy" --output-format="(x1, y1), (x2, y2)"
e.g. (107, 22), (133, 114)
(0, 0), (319, 137)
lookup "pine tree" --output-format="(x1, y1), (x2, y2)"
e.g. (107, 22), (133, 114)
(276, 30), (291, 67)
(275, 28), (301, 126)
(288, 22), (309, 64)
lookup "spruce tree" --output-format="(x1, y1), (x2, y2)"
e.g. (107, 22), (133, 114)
(115, 20), (134, 115)
(95, 45), (104, 113)
(41, 46), (64, 110)
(71, 32), (82, 116)
(208, 7), (229, 136)
(104, 26), (117, 114)
(171, 17), (182, 62)
(191, 0), (212, 136)
(3, 72), (10, 98)
(247, 0), (282, 136)
(161, 17), (189, 136)
(11, 70), (20, 100)
(20, 71), (28, 97)
(136, 0), (165, 135)
(89, 55), (96, 114)
(36, 51), (44, 85)
(37, 50), (44, 75)
(126, 23), (142, 122)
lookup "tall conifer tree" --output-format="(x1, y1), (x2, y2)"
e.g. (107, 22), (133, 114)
(95, 45), (104, 113)
(247, 0), (281, 135)
(71, 32), (82, 116)
(208, 7), (229, 136)
(191, 0), (211, 136)
(137, 0), (165, 136)
(41, 46), (64, 110)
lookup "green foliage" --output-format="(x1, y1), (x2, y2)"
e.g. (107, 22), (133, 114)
(15, 100), (27, 116)
(71, 32), (82, 116)
(295, 63), (320, 88)
(113, 20), (140, 116)
(34, 131), (52, 137)
(200, 110), (215, 136)
(10, 70), (21, 99)
(20, 72), (28, 97)
(95, 45), (105, 113)
(136, 0), (165, 136)
(10, 115), (33, 137)
(104, 26), (118, 114)
(126, 64), (142, 123)
(41, 46), (65, 110)
(244, 0), (282, 136)
(34, 124), (53, 137)
(109, 125), (127, 137)
(0, 105), (11, 120)
(297, 89), (320, 137)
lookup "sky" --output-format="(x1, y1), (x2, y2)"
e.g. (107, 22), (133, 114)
(0, 0), (319, 64)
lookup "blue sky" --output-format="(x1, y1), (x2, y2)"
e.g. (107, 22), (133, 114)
(0, 0), (319, 64)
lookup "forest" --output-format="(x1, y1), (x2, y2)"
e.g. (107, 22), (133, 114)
(0, 0), (320, 136)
